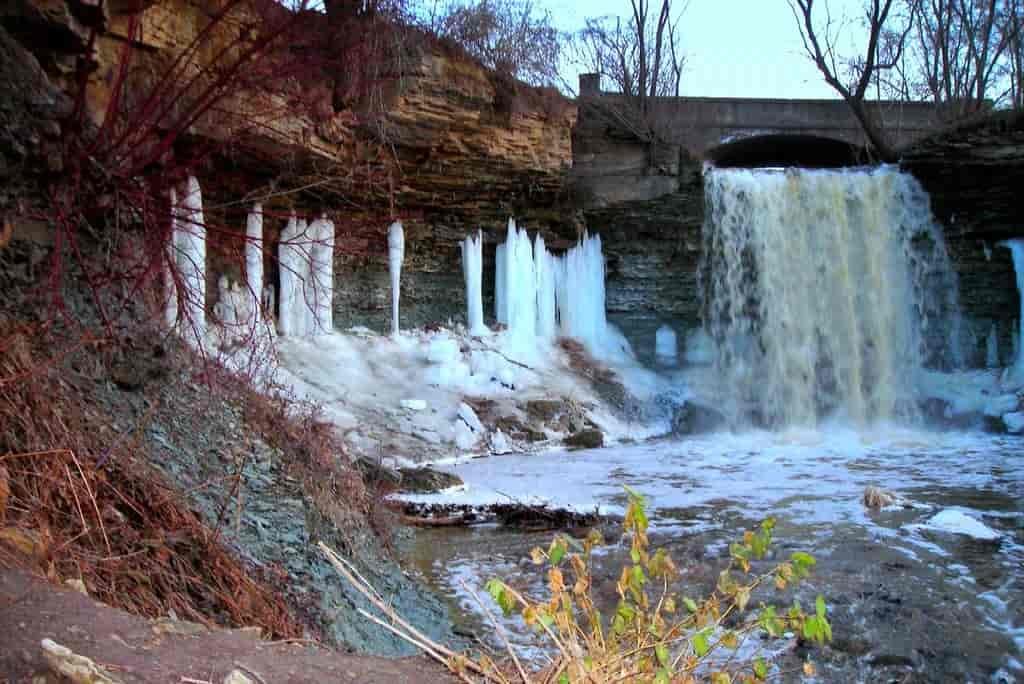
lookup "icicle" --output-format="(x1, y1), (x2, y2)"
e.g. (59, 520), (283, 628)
(460, 230), (487, 335)
(388, 221), (404, 336)
(655, 325), (678, 364)
(555, 232), (608, 352)
(986, 323), (1000, 368)
(245, 203), (263, 331)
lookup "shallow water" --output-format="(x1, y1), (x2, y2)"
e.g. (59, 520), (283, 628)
(397, 429), (1024, 682)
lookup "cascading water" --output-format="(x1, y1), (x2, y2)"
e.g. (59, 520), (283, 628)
(701, 166), (963, 428)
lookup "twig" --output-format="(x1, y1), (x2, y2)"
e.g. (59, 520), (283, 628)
(460, 580), (531, 684)
(233, 662), (268, 684)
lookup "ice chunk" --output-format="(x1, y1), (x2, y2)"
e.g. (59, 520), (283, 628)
(655, 325), (678, 363)
(984, 394), (1019, 418)
(454, 420), (479, 450)
(926, 510), (1000, 540)
(400, 399), (427, 411)
(684, 328), (715, 365)
(426, 337), (461, 365)
(458, 402), (485, 433)
(1004, 412), (1024, 434)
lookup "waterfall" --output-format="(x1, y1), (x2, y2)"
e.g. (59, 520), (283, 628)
(999, 239), (1024, 385)
(701, 167), (963, 428)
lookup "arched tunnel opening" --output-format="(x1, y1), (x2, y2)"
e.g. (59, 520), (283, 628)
(707, 134), (869, 169)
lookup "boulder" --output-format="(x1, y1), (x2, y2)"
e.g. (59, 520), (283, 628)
(563, 428), (604, 449)
(396, 467), (463, 494)
(525, 399), (564, 423)
(672, 401), (726, 435)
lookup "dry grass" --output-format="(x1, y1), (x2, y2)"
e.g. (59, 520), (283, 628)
(0, 323), (305, 638)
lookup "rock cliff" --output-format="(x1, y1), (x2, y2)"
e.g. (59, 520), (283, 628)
(903, 112), (1024, 366)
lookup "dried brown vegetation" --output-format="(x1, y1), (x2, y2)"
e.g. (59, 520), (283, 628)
(0, 324), (306, 638)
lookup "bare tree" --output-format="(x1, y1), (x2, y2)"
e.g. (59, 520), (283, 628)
(789, 0), (916, 159)
(574, 0), (688, 137)
(911, 0), (1020, 117)
(423, 0), (564, 86)
(1010, 0), (1024, 107)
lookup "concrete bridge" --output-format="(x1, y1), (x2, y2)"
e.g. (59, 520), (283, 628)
(576, 73), (939, 165)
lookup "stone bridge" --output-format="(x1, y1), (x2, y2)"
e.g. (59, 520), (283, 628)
(572, 73), (941, 206)
(577, 73), (938, 162)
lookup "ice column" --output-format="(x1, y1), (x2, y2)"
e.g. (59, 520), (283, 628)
(310, 216), (335, 334)
(555, 233), (608, 351)
(245, 203), (263, 330)
(999, 239), (1024, 384)
(460, 230), (487, 335)
(278, 213), (299, 337)
(504, 220), (536, 339)
(388, 221), (404, 336)
(534, 234), (557, 339)
(164, 188), (181, 329)
(165, 177), (207, 343)
(655, 325), (678, 364)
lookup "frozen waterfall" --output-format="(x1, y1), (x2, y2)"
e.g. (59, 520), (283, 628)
(702, 167), (963, 428)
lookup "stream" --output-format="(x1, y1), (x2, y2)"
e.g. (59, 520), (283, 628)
(397, 428), (1023, 682)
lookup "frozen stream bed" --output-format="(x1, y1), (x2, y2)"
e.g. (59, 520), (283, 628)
(396, 429), (1024, 682)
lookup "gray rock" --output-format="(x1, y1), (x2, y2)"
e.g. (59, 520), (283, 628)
(564, 428), (604, 449)
(672, 401), (726, 435)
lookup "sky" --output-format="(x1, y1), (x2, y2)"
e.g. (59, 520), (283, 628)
(541, 0), (865, 99)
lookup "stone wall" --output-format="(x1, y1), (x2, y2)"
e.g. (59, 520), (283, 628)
(902, 113), (1024, 366)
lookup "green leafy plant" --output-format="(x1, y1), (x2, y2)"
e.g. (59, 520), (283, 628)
(477, 487), (832, 683)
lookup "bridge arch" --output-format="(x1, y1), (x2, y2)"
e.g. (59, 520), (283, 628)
(706, 134), (868, 169)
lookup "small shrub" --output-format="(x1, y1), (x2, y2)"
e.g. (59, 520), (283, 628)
(480, 487), (831, 683)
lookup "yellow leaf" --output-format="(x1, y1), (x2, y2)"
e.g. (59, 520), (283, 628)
(803, 662), (816, 677)
(530, 547), (545, 565)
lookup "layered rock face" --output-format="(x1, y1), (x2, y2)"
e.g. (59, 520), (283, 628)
(902, 114), (1024, 366)
(1, 0), (578, 332)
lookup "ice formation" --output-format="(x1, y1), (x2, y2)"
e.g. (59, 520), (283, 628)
(310, 216), (335, 335)
(489, 220), (628, 360)
(655, 325), (678, 363)
(165, 177), (207, 343)
(702, 167), (963, 427)
(534, 234), (557, 339)
(388, 221), (404, 336)
(986, 323), (1000, 368)
(460, 231), (487, 335)
(245, 203), (263, 330)
(999, 239), (1024, 385)
(926, 509), (1000, 540)
(277, 214), (335, 338)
